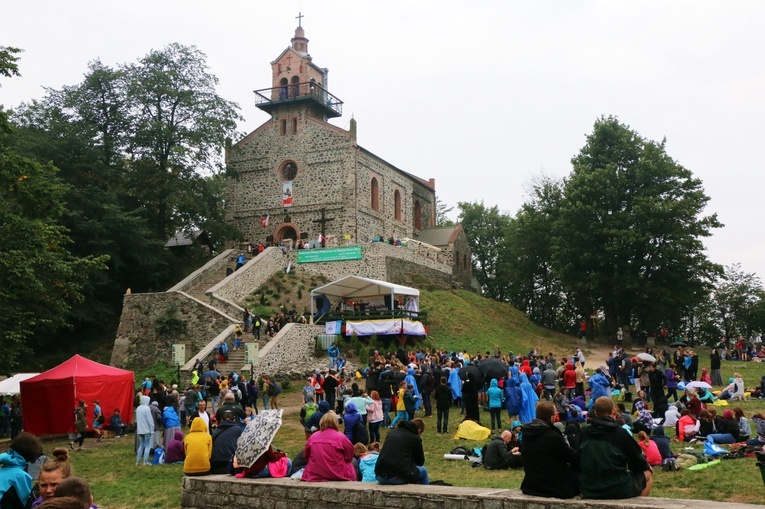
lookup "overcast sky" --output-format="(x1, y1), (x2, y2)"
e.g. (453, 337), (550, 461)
(4, 1), (764, 281)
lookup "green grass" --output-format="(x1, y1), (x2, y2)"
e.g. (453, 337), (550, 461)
(421, 289), (574, 355)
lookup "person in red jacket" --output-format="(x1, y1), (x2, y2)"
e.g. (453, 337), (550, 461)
(562, 363), (577, 399)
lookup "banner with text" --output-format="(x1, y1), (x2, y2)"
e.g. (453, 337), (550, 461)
(297, 246), (362, 264)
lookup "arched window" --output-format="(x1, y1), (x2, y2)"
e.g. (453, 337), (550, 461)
(413, 200), (422, 230)
(394, 190), (402, 221)
(463, 253), (468, 270)
(291, 76), (300, 98)
(279, 78), (288, 100)
(371, 178), (379, 211)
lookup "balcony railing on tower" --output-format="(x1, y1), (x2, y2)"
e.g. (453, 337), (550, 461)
(254, 81), (343, 118)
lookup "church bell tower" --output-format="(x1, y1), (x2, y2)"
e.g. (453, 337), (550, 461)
(254, 15), (343, 121)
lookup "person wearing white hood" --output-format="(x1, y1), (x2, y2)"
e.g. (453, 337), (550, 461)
(135, 396), (155, 466)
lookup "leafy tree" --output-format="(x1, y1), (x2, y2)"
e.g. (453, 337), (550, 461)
(0, 46), (22, 79)
(435, 197), (455, 227)
(503, 176), (573, 330)
(0, 51), (107, 372)
(122, 43), (242, 239)
(713, 264), (765, 341)
(457, 201), (511, 301)
(553, 116), (722, 335)
(9, 44), (242, 361)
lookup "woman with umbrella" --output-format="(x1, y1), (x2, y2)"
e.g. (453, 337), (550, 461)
(518, 373), (538, 424)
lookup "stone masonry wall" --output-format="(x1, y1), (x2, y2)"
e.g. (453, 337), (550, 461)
(294, 242), (452, 284)
(225, 115), (435, 250)
(225, 116), (355, 245)
(181, 476), (761, 509)
(111, 292), (236, 368)
(255, 323), (324, 376)
(210, 247), (287, 306)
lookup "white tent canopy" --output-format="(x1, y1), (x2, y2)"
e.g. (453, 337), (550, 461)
(0, 373), (40, 396)
(310, 275), (420, 320)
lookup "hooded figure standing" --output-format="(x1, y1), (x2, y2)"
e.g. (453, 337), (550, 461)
(462, 371), (480, 423)
(404, 369), (421, 410)
(505, 378), (521, 421)
(518, 373), (539, 424)
(135, 396), (155, 466)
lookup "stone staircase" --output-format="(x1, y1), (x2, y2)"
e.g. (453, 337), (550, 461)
(185, 261), (237, 304)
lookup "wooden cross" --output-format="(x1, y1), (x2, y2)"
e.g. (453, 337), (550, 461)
(296, 12), (304, 27)
(312, 208), (334, 248)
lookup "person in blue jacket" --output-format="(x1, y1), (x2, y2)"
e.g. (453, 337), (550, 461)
(505, 377), (522, 422)
(0, 432), (43, 509)
(587, 368), (612, 409)
(328, 344), (340, 371)
(487, 379), (505, 432)
(518, 373), (538, 424)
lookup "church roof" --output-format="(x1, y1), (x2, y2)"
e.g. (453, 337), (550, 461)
(417, 225), (463, 247)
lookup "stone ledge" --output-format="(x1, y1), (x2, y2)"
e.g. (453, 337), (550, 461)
(181, 475), (762, 509)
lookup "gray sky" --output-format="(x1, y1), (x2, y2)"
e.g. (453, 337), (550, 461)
(4, 1), (764, 281)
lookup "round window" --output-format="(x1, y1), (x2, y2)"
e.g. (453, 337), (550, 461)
(279, 161), (298, 181)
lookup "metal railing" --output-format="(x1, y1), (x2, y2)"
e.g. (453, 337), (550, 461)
(254, 82), (343, 116)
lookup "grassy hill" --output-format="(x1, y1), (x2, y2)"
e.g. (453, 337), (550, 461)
(245, 271), (577, 357)
(421, 289), (575, 355)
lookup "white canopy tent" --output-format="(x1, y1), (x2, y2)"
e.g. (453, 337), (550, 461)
(310, 275), (420, 321)
(0, 373), (40, 396)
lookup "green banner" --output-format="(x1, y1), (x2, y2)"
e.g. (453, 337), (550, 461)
(297, 246), (362, 264)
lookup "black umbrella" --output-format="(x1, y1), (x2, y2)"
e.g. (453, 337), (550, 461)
(458, 365), (484, 387)
(669, 341), (687, 348)
(478, 358), (508, 381)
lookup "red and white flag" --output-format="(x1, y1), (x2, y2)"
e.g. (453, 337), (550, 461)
(318, 233), (324, 243)
(260, 215), (270, 227)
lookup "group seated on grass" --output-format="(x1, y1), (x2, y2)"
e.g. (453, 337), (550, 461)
(175, 344), (764, 498)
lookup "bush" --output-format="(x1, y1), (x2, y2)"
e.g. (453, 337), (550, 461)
(154, 303), (187, 340)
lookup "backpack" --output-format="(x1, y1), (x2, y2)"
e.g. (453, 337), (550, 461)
(151, 447), (166, 465)
(268, 382), (281, 396)
(255, 320), (261, 327)
(301, 402), (318, 425)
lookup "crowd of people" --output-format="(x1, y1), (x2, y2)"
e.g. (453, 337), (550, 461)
(3, 339), (763, 506)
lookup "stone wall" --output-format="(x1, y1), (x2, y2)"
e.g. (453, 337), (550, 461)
(209, 247), (287, 306)
(167, 249), (235, 293)
(111, 292), (236, 367)
(181, 476), (761, 509)
(225, 115), (435, 250)
(295, 242), (452, 284)
(255, 323), (324, 376)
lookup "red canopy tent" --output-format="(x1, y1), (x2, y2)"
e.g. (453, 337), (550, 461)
(20, 355), (135, 435)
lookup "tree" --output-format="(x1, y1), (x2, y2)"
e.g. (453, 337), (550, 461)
(553, 116), (722, 335)
(122, 43), (242, 238)
(435, 197), (455, 227)
(502, 176), (573, 330)
(457, 201), (511, 300)
(0, 52), (107, 371)
(9, 44), (242, 360)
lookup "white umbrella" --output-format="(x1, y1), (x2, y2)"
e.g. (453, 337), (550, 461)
(636, 353), (656, 363)
(235, 409), (283, 468)
(686, 381), (713, 390)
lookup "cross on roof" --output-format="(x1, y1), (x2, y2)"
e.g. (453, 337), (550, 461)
(296, 11), (304, 27)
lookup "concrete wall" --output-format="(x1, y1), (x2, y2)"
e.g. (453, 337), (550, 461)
(181, 476), (762, 509)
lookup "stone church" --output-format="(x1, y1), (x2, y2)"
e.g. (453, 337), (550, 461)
(224, 23), (443, 252)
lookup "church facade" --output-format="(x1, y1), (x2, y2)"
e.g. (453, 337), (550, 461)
(224, 24), (437, 249)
